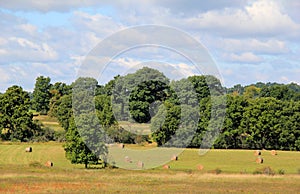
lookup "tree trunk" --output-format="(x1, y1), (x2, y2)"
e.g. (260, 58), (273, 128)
(85, 162), (88, 169)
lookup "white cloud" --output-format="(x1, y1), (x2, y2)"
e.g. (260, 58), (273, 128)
(0, 0), (299, 91)
(224, 52), (262, 63)
(72, 11), (124, 38)
(0, 37), (58, 63)
(218, 39), (289, 55)
(173, 0), (300, 38)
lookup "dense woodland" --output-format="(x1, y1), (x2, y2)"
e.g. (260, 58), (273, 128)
(0, 67), (299, 166)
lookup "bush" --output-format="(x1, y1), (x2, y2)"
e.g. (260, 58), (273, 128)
(278, 169), (285, 175)
(105, 125), (136, 144)
(215, 168), (222, 174)
(31, 127), (56, 142)
(209, 168), (222, 174)
(253, 166), (275, 176)
(54, 130), (66, 142)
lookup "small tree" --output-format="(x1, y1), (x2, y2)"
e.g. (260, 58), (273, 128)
(64, 117), (107, 168)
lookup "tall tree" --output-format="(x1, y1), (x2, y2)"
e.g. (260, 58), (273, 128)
(112, 67), (169, 121)
(64, 77), (108, 168)
(32, 76), (52, 114)
(0, 86), (40, 141)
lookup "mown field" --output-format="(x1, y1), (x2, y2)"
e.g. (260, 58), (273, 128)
(33, 115), (64, 131)
(0, 142), (300, 193)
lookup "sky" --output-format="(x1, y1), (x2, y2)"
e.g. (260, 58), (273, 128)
(0, 0), (300, 92)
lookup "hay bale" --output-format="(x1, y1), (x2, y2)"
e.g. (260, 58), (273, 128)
(254, 150), (261, 156)
(118, 143), (124, 149)
(163, 165), (170, 169)
(137, 161), (144, 168)
(197, 164), (204, 170)
(171, 155), (178, 161)
(45, 161), (53, 167)
(256, 157), (263, 164)
(124, 156), (132, 163)
(25, 147), (32, 152)
(271, 150), (277, 155)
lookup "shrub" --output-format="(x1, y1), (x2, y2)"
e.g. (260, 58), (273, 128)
(253, 166), (275, 176)
(215, 168), (222, 174)
(278, 169), (285, 175)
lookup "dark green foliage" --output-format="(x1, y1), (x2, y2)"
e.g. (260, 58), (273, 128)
(188, 75), (224, 99)
(278, 169), (285, 175)
(1, 67), (300, 152)
(32, 76), (52, 114)
(105, 125), (136, 144)
(151, 101), (181, 146)
(48, 82), (72, 117)
(0, 86), (41, 142)
(129, 80), (169, 123)
(112, 67), (169, 121)
(54, 94), (73, 131)
(95, 94), (116, 127)
(64, 117), (106, 168)
(65, 77), (108, 168)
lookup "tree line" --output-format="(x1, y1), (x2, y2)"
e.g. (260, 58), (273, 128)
(0, 67), (299, 167)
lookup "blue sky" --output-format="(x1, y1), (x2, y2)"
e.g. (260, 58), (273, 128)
(0, 0), (299, 92)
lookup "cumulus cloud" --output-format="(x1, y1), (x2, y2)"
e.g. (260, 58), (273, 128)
(179, 0), (300, 38)
(0, 0), (299, 91)
(0, 37), (58, 63)
(224, 52), (262, 63)
(219, 39), (289, 55)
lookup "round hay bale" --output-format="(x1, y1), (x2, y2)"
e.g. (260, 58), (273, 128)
(45, 161), (53, 167)
(137, 161), (144, 168)
(124, 156), (132, 163)
(163, 165), (170, 169)
(171, 155), (178, 161)
(254, 150), (261, 156)
(118, 143), (124, 149)
(197, 164), (204, 170)
(25, 147), (32, 152)
(271, 150), (277, 155)
(256, 157), (263, 164)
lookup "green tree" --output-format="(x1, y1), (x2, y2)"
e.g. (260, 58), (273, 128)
(243, 85), (261, 99)
(240, 97), (283, 149)
(48, 82), (72, 117)
(112, 67), (169, 121)
(95, 94), (116, 128)
(55, 94), (73, 130)
(279, 101), (300, 150)
(32, 76), (52, 114)
(0, 86), (40, 141)
(64, 117), (107, 168)
(64, 77), (108, 168)
(129, 80), (169, 123)
(188, 75), (223, 100)
(215, 95), (248, 149)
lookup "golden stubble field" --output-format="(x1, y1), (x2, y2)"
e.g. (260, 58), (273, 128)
(0, 142), (300, 193)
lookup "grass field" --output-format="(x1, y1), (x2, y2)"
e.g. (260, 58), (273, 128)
(0, 142), (300, 193)
(33, 115), (64, 131)
(118, 121), (151, 135)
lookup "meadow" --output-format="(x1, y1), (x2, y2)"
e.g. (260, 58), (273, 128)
(0, 142), (300, 193)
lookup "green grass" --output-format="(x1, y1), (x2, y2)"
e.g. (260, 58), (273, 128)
(0, 142), (299, 193)
(33, 115), (64, 131)
(118, 121), (151, 135)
